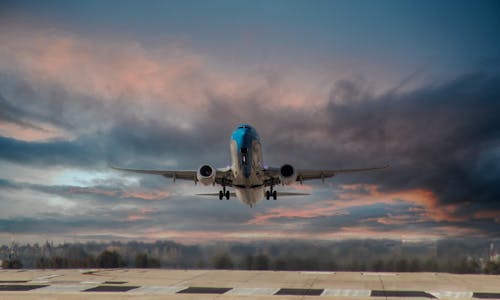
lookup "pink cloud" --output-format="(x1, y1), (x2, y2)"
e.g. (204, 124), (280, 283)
(127, 208), (158, 222)
(121, 190), (170, 201)
(0, 28), (329, 119)
(0, 121), (72, 141)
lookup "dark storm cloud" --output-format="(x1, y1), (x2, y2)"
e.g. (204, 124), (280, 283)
(322, 72), (500, 210)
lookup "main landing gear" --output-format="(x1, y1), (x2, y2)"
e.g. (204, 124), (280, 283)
(265, 186), (277, 200)
(219, 186), (230, 200)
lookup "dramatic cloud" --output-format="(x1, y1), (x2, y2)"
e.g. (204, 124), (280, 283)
(0, 3), (499, 243)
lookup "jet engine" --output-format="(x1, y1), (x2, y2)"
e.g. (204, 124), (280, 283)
(197, 164), (216, 186)
(279, 164), (297, 185)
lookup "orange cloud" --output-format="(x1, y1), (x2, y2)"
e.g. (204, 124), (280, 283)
(474, 210), (500, 223)
(248, 184), (469, 226)
(336, 184), (468, 222)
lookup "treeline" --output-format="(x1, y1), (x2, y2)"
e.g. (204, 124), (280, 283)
(212, 253), (500, 274)
(2, 250), (158, 269)
(3, 251), (500, 274)
(1, 239), (499, 274)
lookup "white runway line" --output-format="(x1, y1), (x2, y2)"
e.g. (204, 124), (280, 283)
(361, 272), (397, 276)
(129, 286), (187, 294)
(226, 287), (279, 295)
(34, 285), (93, 293)
(322, 289), (371, 297)
(300, 271), (335, 275)
(35, 274), (62, 280)
(429, 291), (473, 299)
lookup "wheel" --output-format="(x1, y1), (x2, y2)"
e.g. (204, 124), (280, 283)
(265, 190), (270, 200)
(219, 190), (223, 200)
(272, 190), (277, 200)
(225, 190), (230, 200)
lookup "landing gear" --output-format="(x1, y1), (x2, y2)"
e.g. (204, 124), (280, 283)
(219, 186), (230, 200)
(266, 184), (277, 200)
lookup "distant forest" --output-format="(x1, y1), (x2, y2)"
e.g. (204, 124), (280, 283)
(1, 239), (499, 274)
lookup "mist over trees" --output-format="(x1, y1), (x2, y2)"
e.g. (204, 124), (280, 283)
(1, 239), (499, 274)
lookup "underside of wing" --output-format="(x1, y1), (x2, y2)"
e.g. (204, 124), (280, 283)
(263, 165), (388, 184)
(297, 165), (389, 181)
(110, 165), (233, 184)
(110, 165), (197, 180)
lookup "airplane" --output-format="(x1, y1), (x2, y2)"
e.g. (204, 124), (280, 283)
(112, 124), (388, 207)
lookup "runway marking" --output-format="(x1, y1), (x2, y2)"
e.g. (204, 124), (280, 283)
(0, 285), (49, 291)
(300, 271), (335, 275)
(429, 291), (473, 299)
(226, 287), (279, 295)
(129, 285), (187, 294)
(0, 283), (497, 298)
(177, 286), (232, 294)
(275, 288), (324, 296)
(362, 272), (397, 276)
(34, 285), (92, 293)
(103, 281), (127, 284)
(322, 289), (371, 297)
(80, 281), (101, 284)
(473, 292), (500, 299)
(35, 274), (61, 280)
(371, 290), (436, 298)
(83, 285), (140, 292)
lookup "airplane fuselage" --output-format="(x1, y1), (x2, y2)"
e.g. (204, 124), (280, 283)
(230, 124), (265, 206)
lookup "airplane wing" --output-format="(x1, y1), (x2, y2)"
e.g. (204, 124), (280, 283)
(110, 165), (233, 185)
(263, 165), (388, 185)
(197, 192), (237, 197)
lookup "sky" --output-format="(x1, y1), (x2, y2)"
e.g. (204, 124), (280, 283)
(0, 0), (499, 244)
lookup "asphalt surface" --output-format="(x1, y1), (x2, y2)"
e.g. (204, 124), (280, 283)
(0, 269), (499, 299)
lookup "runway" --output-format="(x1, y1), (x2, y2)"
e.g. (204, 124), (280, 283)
(0, 269), (499, 299)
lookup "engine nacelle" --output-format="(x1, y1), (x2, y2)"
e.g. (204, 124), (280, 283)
(197, 164), (216, 186)
(279, 164), (297, 185)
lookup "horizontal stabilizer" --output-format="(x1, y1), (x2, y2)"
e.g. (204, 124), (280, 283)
(197, 193), (237, 197)
(277, 192), (310, 196)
